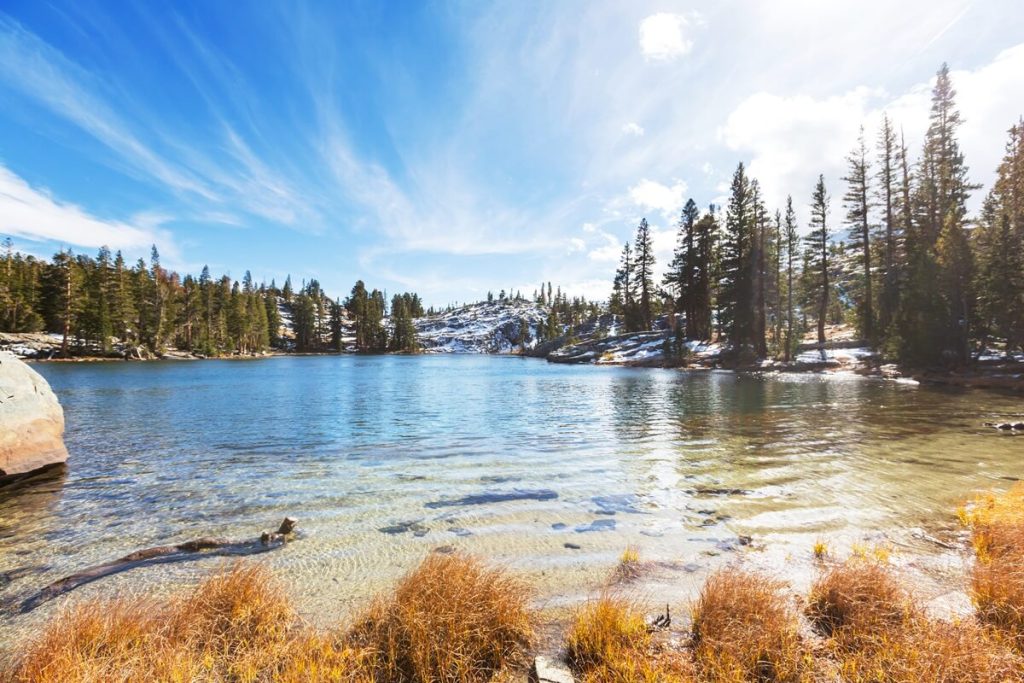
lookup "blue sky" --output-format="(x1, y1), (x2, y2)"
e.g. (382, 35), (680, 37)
(1, 1), (1022, 306)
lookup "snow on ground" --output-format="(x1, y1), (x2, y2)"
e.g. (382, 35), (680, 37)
(548, 330), (724, 366)
(414, 300), (548, 354)
(794, 346), (877, 365)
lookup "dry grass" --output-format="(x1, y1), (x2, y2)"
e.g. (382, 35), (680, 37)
(5, 563), (302, 682)
(805, 559), (913, 647)
(972, 549), (1024, 643)
(565, 594), (694, 682)
(347, 552), (533, 683)
(4, 555), (531, 683)
(613, 545), (643, 582)
(807, 557), (1023, 682)
(959, 481), (1024, 562)
(828, 618), (1023, 683)
(691, 569), (806, 682)
(962, 483), (1024, 646)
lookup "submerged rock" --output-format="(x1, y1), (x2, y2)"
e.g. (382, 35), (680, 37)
(0, 352), (68, 479)
(574, 518), (616, 533)
(424, 488), (558, 508)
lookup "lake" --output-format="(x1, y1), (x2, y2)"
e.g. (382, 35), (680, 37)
(2, 355), (1022, 630)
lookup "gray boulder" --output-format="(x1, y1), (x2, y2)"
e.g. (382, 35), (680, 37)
(0, 352), (69, 478)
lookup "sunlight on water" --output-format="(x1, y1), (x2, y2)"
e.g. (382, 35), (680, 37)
(1, 356), (1021, 632)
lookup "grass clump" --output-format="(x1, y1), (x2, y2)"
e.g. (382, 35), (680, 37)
(565, 594), (693, 682)
(807, 557), (1023, 682)
(805, 558), (912, 646)
(347, 552), (533, 683)
(6, 563), (299, 683)
(613, 545), (643, 582)
(5, 555), (531, 683)
(812, 540), (828, 561)
(962, 483), (1024, 646)
(691, 569), (806, 682)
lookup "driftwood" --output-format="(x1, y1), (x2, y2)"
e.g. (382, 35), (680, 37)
(20, 517), (297, 613)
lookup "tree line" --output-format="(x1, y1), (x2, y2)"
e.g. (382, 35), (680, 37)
(0, 244), (426, 356)
(610, 63), (1024, 368)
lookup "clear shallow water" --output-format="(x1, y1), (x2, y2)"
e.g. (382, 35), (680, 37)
(2, 356), (1022, 631)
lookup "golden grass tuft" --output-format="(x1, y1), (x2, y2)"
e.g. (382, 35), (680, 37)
(347, 552), (533, 683)
(962, 483), (1024, 646)
(960, 482), (1024, 562)
(690, 569), (805, 682)
(812, 539), (828, 561)
(6, 563), (297, 683)
(613, 545), (643, 582)
(828, 618), (1023, 683)
(565, 594), (693, 682)
(805, 558), (912, 646)
(972, 547), (1024, 642)
(5, 555), (532, 683)
(806, 557), (1024, 682)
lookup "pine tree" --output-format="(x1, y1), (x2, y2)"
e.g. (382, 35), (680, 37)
(876, 113), (902, 334)
(633, 218), (656, 330)
(330, 299), (345, 352)
(805, 175), (831, 345)
(49, 250), (82, 356)
(782, 197), (799, 362)
(720, 163), (755, 354)
(898, 63), (979, 367)
(843, 126), (875, 342)
(974, 120), (1024, 354)
(664, 199), (700, 338)
(691, 207), (718, 341)
(613, 243), (636, 329)
(750, 180), (769, 358)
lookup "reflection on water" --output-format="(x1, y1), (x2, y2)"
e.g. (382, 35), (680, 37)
(1, 356), (1021, 630)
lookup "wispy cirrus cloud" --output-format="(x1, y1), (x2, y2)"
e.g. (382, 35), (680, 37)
(0, 164), (178, 258)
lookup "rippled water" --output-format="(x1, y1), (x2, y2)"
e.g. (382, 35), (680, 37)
(2, 356), (1022, 633)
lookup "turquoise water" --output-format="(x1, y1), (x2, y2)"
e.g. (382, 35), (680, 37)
(2, 356), (1022, 628)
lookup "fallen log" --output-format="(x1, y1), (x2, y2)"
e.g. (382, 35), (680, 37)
(20, 517), (297, 613)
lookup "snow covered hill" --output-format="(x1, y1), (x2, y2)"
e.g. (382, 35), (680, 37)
(414, 300), (549, 353)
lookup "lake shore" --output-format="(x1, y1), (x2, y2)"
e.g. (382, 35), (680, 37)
(1, 483), (1019, 682)
(3, 355), (1024, 680)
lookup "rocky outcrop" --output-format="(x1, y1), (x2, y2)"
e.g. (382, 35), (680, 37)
(0, 352), (69, 478)
(415, 300), (550, 353)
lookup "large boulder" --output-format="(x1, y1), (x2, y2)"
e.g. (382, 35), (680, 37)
(0, 351), (68, 478)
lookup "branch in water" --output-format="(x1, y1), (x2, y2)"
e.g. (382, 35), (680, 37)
(19, 517), (298, 613)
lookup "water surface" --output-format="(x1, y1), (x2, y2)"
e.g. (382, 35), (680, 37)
(2, 356), (1021, 630)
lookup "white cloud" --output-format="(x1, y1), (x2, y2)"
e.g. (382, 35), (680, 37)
(0, 164), (177, 258)
(621, 122), (645, 136)
(587, 229), (622, 262)
(628, 178), (688, 220)
(719, 43), (1024, 222)
(568, 237), (586, 252)
(639, 13), (693, 62)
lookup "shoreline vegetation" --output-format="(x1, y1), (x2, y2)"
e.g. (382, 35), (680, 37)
(3, 64), (1024, 385)
(3, 483), (1024, 682)
(5, 325), (1023, 394)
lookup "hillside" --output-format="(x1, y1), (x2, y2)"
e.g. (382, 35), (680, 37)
(414, 300), (549, 353)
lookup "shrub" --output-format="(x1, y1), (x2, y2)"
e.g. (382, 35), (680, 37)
(962, 483), (1024, 645)
(565, 595), (693, 682)
(690, 569), (805, 682)
(6, 556), (531, 683)
(805, 559), (912, 647)
(347, 553), (533, 682)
